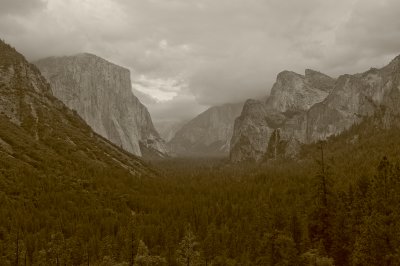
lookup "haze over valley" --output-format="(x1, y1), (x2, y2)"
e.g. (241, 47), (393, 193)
(1, 0), (400, 265)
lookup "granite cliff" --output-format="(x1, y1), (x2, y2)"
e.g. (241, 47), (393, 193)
(169, 103), (243, 157)
(34, 54), (167, 158)
(306, 57), (400, 141)
(231, 56), (400, 162)
(266, 69), (334, 113)
(230, 69), (335, 162)
(0, 40), (151, 176)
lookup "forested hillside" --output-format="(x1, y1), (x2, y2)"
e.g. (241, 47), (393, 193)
(1, 0), (400, 265)
(2, 103), (400, 265)
(1, 40), (400, 266)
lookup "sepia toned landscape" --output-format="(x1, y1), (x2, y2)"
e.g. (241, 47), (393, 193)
(1, 0), (400, 265)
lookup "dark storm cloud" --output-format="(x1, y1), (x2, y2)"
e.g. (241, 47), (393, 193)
(1, 0), (399, 121)
(0, 0), (46, 16)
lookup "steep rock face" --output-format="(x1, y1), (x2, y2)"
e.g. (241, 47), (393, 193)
(0, 40), (151, 176)
(266, 69), (334, 113)
(306, 57), (400, 142)
(231, 55), (400, 162)
(0, 45), (52, 127)
(34, 54), (167, 157)
(155, 120), (185, 142)
(264, 128), (301, 160)
(230, 100), (283, 162)
(230, 70), (335, 162)
(169, 103), (243, 157)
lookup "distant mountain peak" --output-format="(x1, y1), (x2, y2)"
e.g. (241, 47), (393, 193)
(169, 102), (244, 157)
(305, 68), (325, 76)
(231, 53), (400, 162)
(384, 54), (400, 71)
(390, 54), (400, 63)
(305, 68), (333, 81)
(266, 68), (333, 113)
(276, 70), (302, 81)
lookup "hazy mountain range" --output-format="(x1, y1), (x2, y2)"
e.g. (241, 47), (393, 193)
(154, 120), (186, 142)
(3, 39), (398, 163)
(168, 102), (243, 157)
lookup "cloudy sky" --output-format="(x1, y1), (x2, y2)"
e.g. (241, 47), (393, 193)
(1, 0), (400, 123)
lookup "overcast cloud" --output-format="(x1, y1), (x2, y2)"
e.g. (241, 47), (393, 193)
(1, 0), (400, 122)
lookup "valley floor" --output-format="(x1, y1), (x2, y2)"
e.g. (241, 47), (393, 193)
(2, 120), (400, 265)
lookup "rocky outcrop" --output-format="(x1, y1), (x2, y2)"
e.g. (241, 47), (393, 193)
(266, 70), (334, 113)
(169, 103), (243, 157)
(231, 55), (400, 162)
(230, 100), (279, 162)
(230, 70), (335, 162)
(34, 54), (167, 157)
(0, 40), (151, 176)
(306, 58), (400, 141)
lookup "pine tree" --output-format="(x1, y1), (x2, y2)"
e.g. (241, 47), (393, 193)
(48, 232), (64, 265)
(257, 230), (298, 265)
(352, 157), (400, 265)
(135, 240), (166, 266)
(203, 224), (219, 265)
(290, 212), (302, 253)
(309, 141), (333, 254)
(176, 227), (203, 266)
(300, 249), (334, 266)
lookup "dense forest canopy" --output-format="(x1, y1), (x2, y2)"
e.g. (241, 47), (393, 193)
(1, 0), (400, 260)
(2, 111), (400, 265)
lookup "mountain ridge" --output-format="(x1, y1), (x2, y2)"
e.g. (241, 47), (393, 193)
(230, 54), (400, 162)
(34, 53), (168, 158)
(0, 39), (153, 177)
(169, 102), (244, 157)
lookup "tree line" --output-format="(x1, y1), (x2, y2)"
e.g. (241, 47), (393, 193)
(2, 118), (400, 265)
